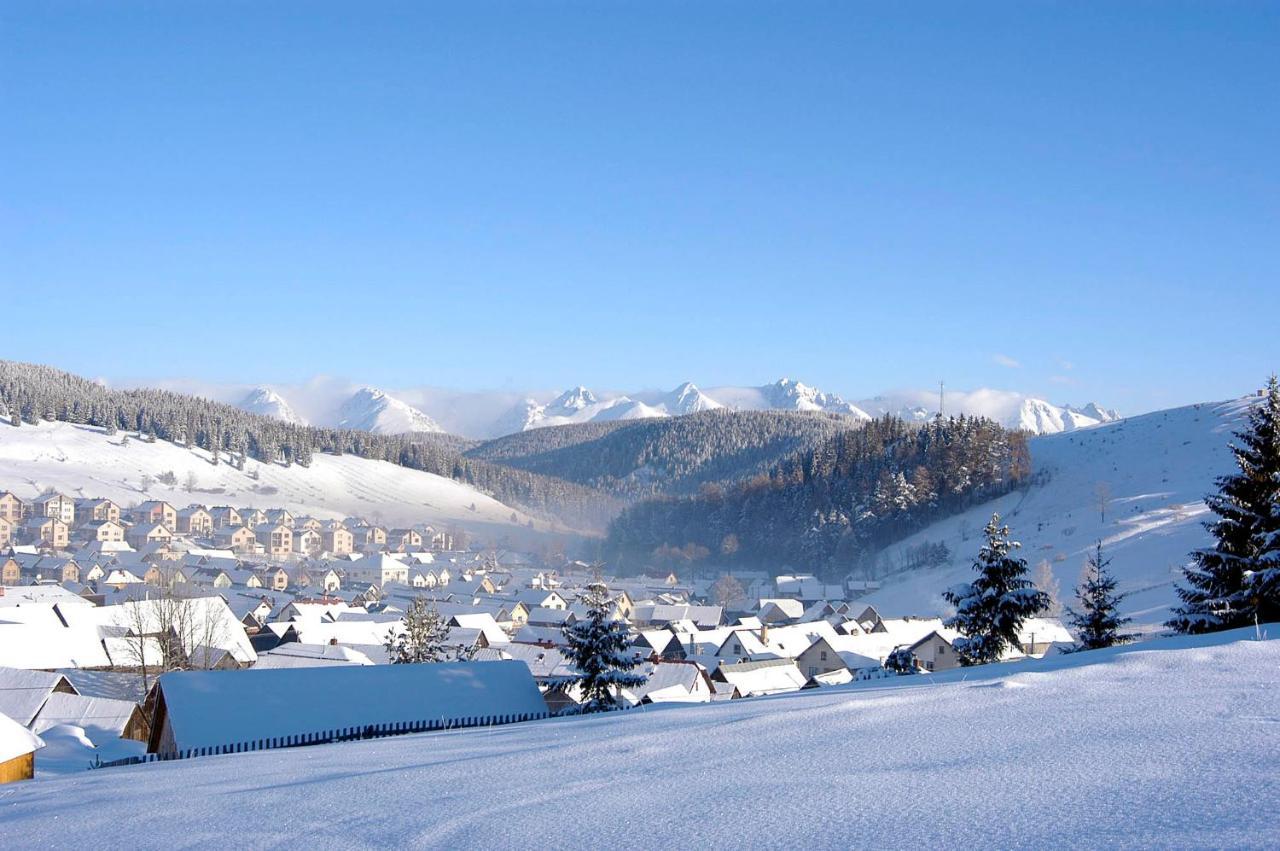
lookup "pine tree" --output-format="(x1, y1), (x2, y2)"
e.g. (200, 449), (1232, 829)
(1168, 376), (1280, 634)
(384, 597), (451, 664)
(883, 646), (919, 674)
(943, 513), (1049, 665)
(561, 581), (647, 713)
(1066, 542), (1134, 650)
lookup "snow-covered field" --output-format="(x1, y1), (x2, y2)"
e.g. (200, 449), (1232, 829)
(0, 421), (566, 539)
(2, 629), (1276, 848)
(862, 397), (1255, 632)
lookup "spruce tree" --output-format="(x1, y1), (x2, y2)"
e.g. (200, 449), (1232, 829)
(1066, 542), (1134, 650)
(1168, 376), (1280, 633)
(561, 581), (647, 713)
(944, 513), (1049, 665)
(384, 597), (451, 663)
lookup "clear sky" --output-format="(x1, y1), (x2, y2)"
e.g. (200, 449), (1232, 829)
(2, 1), (1277, 412)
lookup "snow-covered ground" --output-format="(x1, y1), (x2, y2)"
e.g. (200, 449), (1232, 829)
(3, 629), (1276, 848)
(0, 421), (567, 538)
(861, 397), (1255, 632)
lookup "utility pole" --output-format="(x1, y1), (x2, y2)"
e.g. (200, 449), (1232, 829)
(938, 381), (945, 420)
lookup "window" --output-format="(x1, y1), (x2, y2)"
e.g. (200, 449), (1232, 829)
(808, 666), (817, 677)
(820, 651), (828, 661)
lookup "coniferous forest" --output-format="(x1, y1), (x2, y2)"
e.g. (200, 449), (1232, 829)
(606, 415), (1030, 577)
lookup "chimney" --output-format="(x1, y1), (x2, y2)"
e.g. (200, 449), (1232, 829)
(760, 622), (770, 644)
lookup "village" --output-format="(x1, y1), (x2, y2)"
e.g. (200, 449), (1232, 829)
(0, 483), (1076, 783)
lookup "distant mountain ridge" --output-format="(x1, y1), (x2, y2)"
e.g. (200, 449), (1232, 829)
(138, 376), (1121, 439)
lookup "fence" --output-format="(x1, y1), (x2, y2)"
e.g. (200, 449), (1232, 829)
(89, 710), (548, 771)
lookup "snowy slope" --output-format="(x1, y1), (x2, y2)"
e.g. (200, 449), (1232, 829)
(3, 630), (1276, 848)
(0, 421), (564, 537)
(337, 387), (444, 434)
(858, 397), (1256, 631)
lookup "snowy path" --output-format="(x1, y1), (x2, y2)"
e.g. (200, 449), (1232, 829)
(2, 630), (1277, 849)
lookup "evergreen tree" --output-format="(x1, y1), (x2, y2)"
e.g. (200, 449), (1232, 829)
(883, 646), (919, 674)
(561, 581), (646, 712)
(1066, 542), (1134, 650)
(1168, 376), (1280, 633)
(944, 513), (1049, 665)
(384, 597), (451, 664)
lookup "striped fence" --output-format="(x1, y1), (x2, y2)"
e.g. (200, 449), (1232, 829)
(88, 710), (548, 771)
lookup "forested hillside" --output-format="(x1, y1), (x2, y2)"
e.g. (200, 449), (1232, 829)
(607, 415), (1030, 576)
(0, 361), (616, 530)
(465, 410), (857, 499)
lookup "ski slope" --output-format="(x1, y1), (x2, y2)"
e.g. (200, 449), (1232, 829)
(2, 629), (1276, 848)
(0, 421), (564, 539)
(861, 396), (1257, 631)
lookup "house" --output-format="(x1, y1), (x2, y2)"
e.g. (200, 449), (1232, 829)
(0, 491), (25, 525)
(0, 668), (80, 727)
(176, 507), (213, 536)
(0, 712), (44, 784)
(22, 516), (69, 549)
(294, 517), (323, 532)
(32, 492), (76, 525)
(293, 527), (323, 556)
(264, 509), (294, 528)
(624, 660), (714, 705)
(1, 557), (19, 585)
(75, 497), (121, 525)
(146, 660), (548, 754)
(343, 554), (409, 588)
(239, 508), (269, 528)
(31, 691), (150, 743)
(126, 523), (173, 549)
(82, 519), (126, 543)
(209, 506), (242, 529)
(253, 524), (293, 559)
(212, 526), (257, 554)
(320, 525), (354, 556)
(711, 659), (808, 697)
(1017, 618), (1075, 657)
(906, 629), (965, 673)
(0, 517), (10, 549)
(134, 501), (178, 530)
(351, 525), (387, 550)
(385, 529), (422, 552)
(515, 589), (569, 611)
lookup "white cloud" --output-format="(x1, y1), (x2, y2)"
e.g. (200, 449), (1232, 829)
(993, 354), (1021, 369)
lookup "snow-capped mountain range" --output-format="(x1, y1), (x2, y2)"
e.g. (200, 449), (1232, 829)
(153, 377), (1120, 438)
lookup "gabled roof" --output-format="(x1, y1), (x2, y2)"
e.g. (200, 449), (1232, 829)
(0, 667), (79, 725)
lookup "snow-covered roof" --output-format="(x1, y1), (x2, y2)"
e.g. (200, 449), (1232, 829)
(0, 605), (113, 669)
(253, 643), (375, 669)
(31, 691), (141, 740)
(0, 667), (78, 726)
(153, 660), (546, 751)
(0, 711), (44, 763)
(714, 659), (807, 696)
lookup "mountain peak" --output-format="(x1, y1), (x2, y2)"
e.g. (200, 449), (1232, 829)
(339, 387), (442, 434)
(239, 386), (305, 425)
(549, 386), (598, 413)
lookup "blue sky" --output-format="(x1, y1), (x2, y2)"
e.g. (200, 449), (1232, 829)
(2, 1), (1277, 412)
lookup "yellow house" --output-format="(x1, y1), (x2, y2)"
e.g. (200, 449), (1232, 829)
(0, 713), (44, 784)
